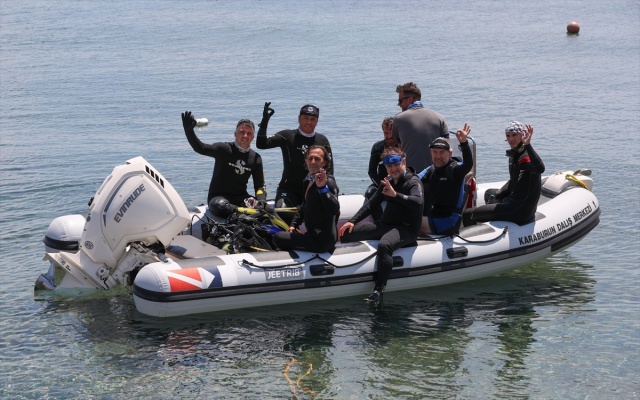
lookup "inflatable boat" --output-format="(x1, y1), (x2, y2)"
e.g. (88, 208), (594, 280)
(35, 156), (600, 317)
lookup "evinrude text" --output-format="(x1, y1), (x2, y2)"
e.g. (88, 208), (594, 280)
(114, 184), (145, 223)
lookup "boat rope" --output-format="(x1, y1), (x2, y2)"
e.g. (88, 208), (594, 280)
(565, 173), (589, 190)
(241, 251), (379, 269)
(282, 357), (316, 399)
(454, 226), (509, 244)
(242, 253), (323, 268)
(242, 250), (378, 269)
(416, 226), (509, 244)
(242, 227), (509, 269)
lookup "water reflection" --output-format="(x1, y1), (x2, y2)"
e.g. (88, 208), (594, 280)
(32, 253), (596, 398)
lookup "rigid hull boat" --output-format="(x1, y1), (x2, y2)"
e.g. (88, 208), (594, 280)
(36, 157), (600, 317)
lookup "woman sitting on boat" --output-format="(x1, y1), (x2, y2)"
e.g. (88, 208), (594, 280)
(463, 121), (545, 226)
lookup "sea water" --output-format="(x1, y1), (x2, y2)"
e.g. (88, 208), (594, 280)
(1, 1), (638, 398)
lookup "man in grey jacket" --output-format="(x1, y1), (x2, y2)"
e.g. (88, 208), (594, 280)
(392, 82), (449, 172)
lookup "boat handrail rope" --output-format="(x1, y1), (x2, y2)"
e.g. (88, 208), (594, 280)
(242, 250), (380, 269)
(565, 174), (589, 190)
(416, 226), (508, 244)
(454, 226), (509, 244)
(241, 227), (509, 269)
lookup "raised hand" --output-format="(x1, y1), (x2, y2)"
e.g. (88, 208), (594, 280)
(263, 102), (274, 121)
(522, 124), (534, 145)
(455, 123), (471, 143)
(181, 111), (196, 131)
(381, 177), (397, 198)
(315, 168), (327, 187)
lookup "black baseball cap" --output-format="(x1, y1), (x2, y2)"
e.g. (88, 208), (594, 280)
(429, 137), (450, 150)
(300, 104), (320, 118)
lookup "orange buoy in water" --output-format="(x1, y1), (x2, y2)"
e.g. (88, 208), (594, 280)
(567, 21), (580, 34)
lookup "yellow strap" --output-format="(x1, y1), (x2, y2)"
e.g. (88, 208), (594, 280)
(236, 207), (258, 215)
(275, 207), (299, 212)
(565, 174), (589, 190)
(270, 216), (290, 231)
(248, 246), (269, 252)
(236, 207), (290, 230)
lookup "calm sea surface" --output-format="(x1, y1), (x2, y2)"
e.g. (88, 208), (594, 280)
(1, 1), (639, 399)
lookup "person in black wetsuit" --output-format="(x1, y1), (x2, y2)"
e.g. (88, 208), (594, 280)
(256, 102), (333, 208)
(418, 124), (473, 235)
(339, 147), (423, 304)
(181, 111), (266, 218)
(272, 145), (340, 253)
(367, 117), (397, 192)
(463, 121), (545, 226)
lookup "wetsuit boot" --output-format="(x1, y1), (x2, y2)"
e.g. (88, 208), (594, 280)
(365, 285), (385, 305)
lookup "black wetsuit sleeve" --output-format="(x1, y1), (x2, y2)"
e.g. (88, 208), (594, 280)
(453, 141), (474, 179)
(368, 142), (383, 184)
(184, 125), (224, 157)
(523, 144), (545, 174)
(494, 181), (510, 200)
(317, 177), (340, 215)
(386, 177), (423, 210)
(256, 125), (282, 149)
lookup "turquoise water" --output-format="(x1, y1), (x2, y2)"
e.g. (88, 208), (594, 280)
(1, 1), (639, 398)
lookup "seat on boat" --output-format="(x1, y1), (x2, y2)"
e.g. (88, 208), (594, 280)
(165, 234), (229, 259)
(515, 211), (546, 226)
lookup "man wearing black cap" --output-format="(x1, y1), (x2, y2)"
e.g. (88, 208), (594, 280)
(418, 124), (473, 235)
(256, 102), (333, 208)
(339, 147), (423, 305)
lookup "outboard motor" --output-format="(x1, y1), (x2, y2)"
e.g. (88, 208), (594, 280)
(36, 156), (191, 291)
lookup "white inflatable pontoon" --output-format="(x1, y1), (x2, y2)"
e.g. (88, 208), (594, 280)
(36, 156), (600, 317)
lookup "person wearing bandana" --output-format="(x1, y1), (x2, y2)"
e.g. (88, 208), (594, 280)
(392, 82), (449, 173)
(339, 148), (423, 304)
(181, 111), (266, 217)
(463, 121), (545, 226)
(272, 145), (340, 253)
(256, 102), (333, 208)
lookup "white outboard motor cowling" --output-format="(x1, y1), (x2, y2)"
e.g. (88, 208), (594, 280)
(38, 156), (191, 290)
(81, 156), (191, 269)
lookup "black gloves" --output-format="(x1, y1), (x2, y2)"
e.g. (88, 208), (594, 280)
(259, 102), (274, 129)
(181, 111), (197, 132)
(263, 102), (274, 120)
